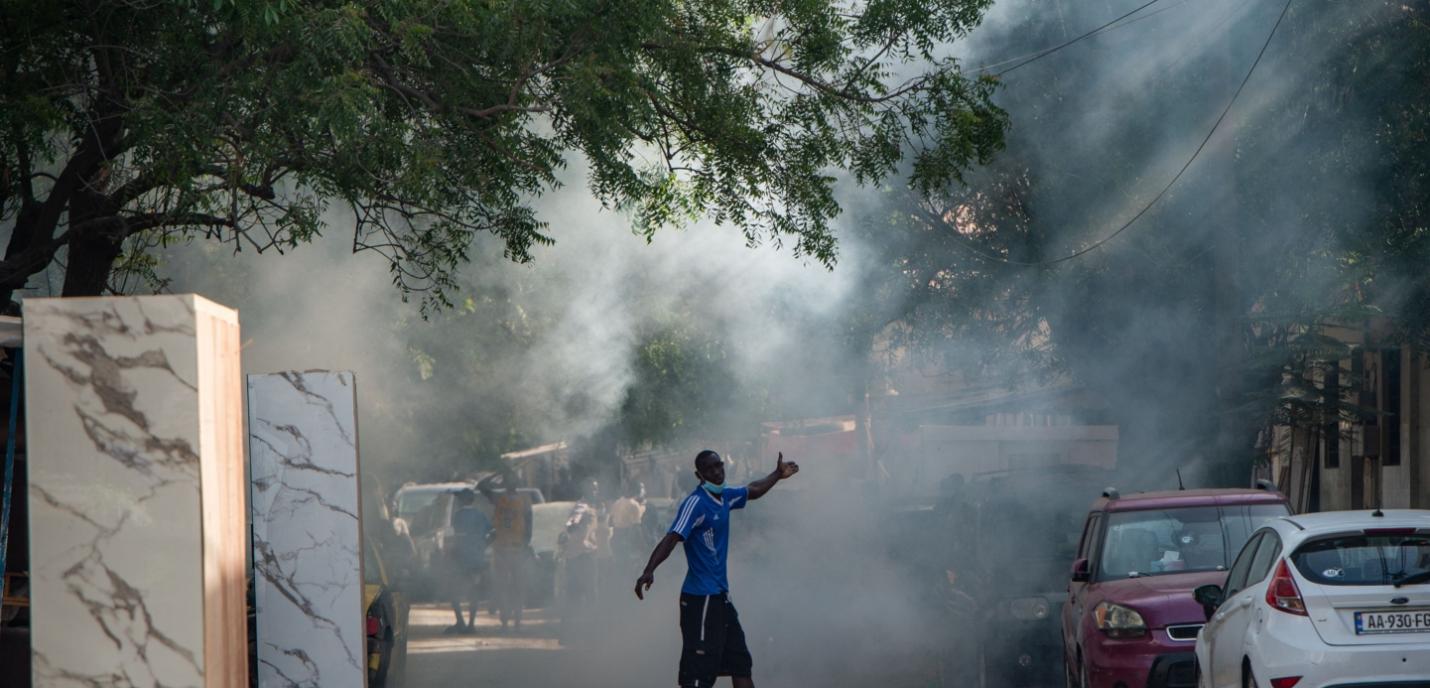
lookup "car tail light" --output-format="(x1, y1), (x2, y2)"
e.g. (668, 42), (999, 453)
(366, 615), (380, 637)
(1269, 677), (1301, 688)
(1266, 559), (1307, 616)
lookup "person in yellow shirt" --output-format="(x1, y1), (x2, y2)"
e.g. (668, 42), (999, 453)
(480, 472), (532, 630)
(608, 482), (647, 562)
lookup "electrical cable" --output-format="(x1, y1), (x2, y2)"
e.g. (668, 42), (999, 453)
(976, 0), (1166, 77)
(942, 0), (1296, 267)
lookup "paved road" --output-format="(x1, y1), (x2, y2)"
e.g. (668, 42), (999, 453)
(403, 603), (671, 687)
(402, 603), (947, 688)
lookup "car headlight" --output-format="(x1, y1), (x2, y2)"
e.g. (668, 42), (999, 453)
(1008, 596), (1050, 620)
(1093, 602), (1147, 638)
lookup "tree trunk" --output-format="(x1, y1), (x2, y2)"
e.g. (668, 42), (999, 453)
(61, 226), (125, 296)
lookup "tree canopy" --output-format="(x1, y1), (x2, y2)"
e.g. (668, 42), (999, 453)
(0, 0), (1006, 310)
(846, 0), (1430, 481)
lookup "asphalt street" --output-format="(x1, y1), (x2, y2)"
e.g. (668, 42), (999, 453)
(402, 603), (945, 688)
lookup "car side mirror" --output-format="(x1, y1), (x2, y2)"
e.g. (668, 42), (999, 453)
(1071, 557), (1090, 583)
(1194, 584), (1224, 620)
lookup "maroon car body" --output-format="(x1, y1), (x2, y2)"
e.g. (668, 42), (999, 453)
(1061, 488), (1290, 688)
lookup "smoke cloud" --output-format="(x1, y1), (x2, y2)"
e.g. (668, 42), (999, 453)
(101, 0), (1421, 685)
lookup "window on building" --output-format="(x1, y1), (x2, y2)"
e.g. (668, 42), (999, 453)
(1324, 362), (1340, 469)
(1382, 348), (1402, 466)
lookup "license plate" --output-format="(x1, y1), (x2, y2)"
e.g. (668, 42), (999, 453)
(1355, 609), (1430, 634)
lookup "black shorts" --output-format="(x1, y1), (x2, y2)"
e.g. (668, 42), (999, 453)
(678, 592), (752, 687)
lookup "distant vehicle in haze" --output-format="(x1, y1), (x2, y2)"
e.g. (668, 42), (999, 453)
(1062, 486), (1290, 688)
(1193, 509), (1430, 688)
(528, 500), (576, 608)
(392, 480), (544, 596)
(886, 465), (1112, 688)
(961, 465), (1114, 688)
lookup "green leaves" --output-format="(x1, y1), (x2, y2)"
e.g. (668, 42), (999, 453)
(1, 0), (1005, 309)
(619, 317), (750, 448)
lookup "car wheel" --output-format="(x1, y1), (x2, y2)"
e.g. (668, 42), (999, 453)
(1243, 663), (1258, 688)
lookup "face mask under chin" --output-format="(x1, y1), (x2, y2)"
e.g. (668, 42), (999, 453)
(702, 481), (725, 495)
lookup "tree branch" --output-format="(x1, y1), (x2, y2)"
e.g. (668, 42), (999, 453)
(123, 211), (235, 234)
(641, 42), (930, 105)
(0, 230), (72, 290)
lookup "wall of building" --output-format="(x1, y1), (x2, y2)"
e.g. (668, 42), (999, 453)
(1413, 351), (1429, 509)
(1309, 347), (1429, 512)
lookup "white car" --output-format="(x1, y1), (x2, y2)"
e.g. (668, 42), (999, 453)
(1194, 509), (1430, 688)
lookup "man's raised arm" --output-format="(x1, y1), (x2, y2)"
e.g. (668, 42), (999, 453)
(476, 473), (499, 501)
(747, 452), (800, 501)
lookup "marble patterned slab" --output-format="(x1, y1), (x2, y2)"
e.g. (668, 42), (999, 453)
(248, 371), (364, 688)
(24, 295), (246, 687)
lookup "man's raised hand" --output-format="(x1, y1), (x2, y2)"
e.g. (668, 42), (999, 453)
(776, 452), (800, 479)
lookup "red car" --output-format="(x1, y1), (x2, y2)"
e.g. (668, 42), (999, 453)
(1061, 487), (1289, 688)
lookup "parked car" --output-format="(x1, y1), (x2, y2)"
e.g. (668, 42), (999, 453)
(1193, 509), (1430, 688)
(393, 481), (472, 595)
(1062, 487), (1290, 688)
(967, 466), (1114, 688)
(366, 536), (410, 688)
(392, 481), (545, 597)
(529, 500), (579, 608)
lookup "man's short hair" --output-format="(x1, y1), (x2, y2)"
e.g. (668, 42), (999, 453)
(694, 449), (720, 468)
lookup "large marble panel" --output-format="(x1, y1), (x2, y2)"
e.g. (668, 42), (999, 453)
(24, 295), (247, 688)
(248, 371), (364, 688)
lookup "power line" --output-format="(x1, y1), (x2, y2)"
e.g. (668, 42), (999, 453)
(942, 0), (1296, 268)
(975, 0), (1167, 75)
(976, 0), (1166, 77)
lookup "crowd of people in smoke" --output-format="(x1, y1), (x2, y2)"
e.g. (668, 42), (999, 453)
(367, 457), (1014, 684)
(377, 467), (682, 641)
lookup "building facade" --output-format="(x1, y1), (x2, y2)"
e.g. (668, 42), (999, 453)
(1268, 343), (1430, 512)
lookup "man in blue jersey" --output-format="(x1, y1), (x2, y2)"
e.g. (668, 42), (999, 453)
(634, 450), (800, 688)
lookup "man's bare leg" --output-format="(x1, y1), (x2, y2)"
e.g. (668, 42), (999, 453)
(732, 678), (754, 688)
(467, 579), (480, 628)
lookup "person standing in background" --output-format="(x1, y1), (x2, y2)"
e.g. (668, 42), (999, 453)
(480, 472), (533, 631)
(447, 489), (492, 634)
(559, 479), (602, 644)
(609, 481), (647, 562)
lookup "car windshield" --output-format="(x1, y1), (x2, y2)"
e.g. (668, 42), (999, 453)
(978, 498), (1085, 564)
(395, 490), (444, 518)
(530, 503), (574, 555)
(396, 489), (454, 535)
(1097, 504), (1286, 580)
(1292, 533), (1430, 586)
(971, 499), (1086, 593)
